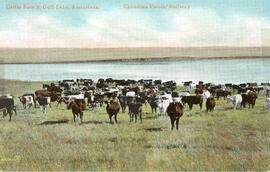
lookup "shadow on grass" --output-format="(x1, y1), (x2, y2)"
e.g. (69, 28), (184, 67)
(80, 120), (103, 125)
(80, 120), (118, 125)
(144, 115), (158, 120)
(144, 127), (165, 132)
(37, 119), (69, 125)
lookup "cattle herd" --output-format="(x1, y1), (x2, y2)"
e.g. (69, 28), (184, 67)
(1, 78), (270, 130)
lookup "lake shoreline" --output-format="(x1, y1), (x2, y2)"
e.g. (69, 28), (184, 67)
(1, 47), (270, 64)
(2, 56), (270, 64)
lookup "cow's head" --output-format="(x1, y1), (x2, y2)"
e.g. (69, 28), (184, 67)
(18, 96), (26, 103)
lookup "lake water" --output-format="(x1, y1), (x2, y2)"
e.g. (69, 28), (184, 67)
(0, 58), (269, 84)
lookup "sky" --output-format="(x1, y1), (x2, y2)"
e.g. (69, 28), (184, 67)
(0, 0), (270, 48)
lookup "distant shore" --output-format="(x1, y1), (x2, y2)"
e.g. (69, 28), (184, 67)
(0, 47), (270, 64)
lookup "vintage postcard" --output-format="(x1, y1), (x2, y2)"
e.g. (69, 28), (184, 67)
(0, 0), (269, 171)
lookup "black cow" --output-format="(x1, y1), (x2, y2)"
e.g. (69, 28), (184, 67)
(118, 96), (127, 113)
(128, 102), (143, 123)
(0, 97), (16, 121)
(148, 97), (159, 113)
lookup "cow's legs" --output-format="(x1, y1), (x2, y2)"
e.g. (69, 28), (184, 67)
(140, 111), (142, 123)
(170, 118), (174, 130)
(8, 110), (12, 122)
(176, 118), (179, 130)
(199, 103), (202, 110)
(12, 106), (17, 115)
(80, 112), (83, 123)
(188, 104), (193, 110)
(109, 115), (113, 123)
(114, 114), (118, 123)
(135, 114), (137, 123)
(73, 113), (76, 122)
(129, 112), (132, 122)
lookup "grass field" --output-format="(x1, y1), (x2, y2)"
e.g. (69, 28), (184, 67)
(0, 79), (269, 170)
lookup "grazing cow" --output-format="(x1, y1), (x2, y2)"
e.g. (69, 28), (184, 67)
(216, 89), (231, 100)
(227, 94), (242, 109)
(206, 97), (216, 112)
(0, 97), (16, 122)
(265, 98), (270, 111)
(181, 95), (203, 110)
(67, 99), (86, 123)
(37, 96), (50, 113)
(157, 97), (170, 117)
(105, 100), (120, 123)
(19, 95), (34, 109)
(118, 95), (127, 113)
(241, 92), (257, 108)
(128, 102), (143, 123)
(166, 102), (184, 130)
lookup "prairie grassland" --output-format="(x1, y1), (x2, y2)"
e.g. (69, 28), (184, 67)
(0, 80), (269, 171)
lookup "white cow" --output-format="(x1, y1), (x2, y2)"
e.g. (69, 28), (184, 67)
(227, 94), (242, 109)
(264, 86), (270, 97)
(67, 93), (85, 101)
(178, 92), (190, 97)
(265, 98), (270, 111)
(19, 95), (34, 109)
(201, 90), (211, 100)
(157, 97), (170, 117)
(126, 91), (136, 97)
(188, 83), (196, 92)
(161, 93), (173, 103)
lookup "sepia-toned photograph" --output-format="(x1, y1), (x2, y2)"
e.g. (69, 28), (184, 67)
(0, 0), (269, 171)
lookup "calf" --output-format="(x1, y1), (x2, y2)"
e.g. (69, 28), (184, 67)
(206, 97), (215, 112)
(166, 102), (184, 130)
(181, 95), (203, 110)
